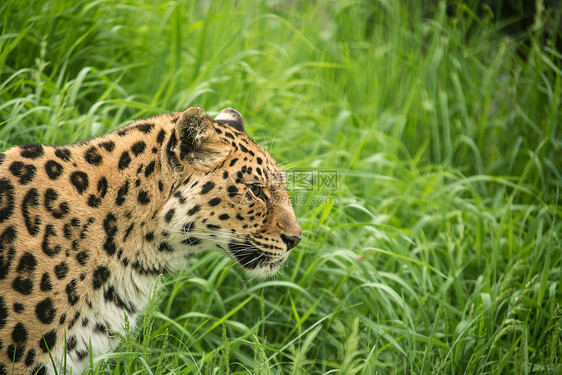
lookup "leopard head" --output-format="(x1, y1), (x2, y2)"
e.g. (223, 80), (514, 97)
(160, 107), (301, 277)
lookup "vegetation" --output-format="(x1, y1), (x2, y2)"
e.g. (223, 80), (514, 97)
(1, 0), (561, 373)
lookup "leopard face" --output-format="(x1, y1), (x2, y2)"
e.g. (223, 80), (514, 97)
(159, 108), (301, 277)
(0, 106), (301, 374)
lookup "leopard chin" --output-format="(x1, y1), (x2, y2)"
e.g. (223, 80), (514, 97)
(227, 241), (287, 277)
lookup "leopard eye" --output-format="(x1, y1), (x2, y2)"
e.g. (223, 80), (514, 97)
(248, 183), (264, 198)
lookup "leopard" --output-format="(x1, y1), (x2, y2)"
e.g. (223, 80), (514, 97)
(0, 106), (302, 375)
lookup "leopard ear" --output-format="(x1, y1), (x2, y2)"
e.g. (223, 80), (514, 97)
(214, 108), (245, 133)
(172, 107), (227, 168)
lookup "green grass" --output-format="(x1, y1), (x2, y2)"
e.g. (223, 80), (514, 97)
(1, 0), (561, 373)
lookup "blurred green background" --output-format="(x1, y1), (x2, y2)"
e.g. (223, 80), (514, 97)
(1, 0), (561, 373)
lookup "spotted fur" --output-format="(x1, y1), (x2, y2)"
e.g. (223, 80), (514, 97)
(0, 107), (301, 374)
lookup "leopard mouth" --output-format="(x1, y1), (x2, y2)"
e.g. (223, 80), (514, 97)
(227, 240), (282, 270)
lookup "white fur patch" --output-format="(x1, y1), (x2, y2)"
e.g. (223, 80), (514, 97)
(215, 108), (241, 122)
(214, 108), (245, 132)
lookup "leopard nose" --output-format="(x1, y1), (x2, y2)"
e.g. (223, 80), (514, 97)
(281, 233), (301, 251)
